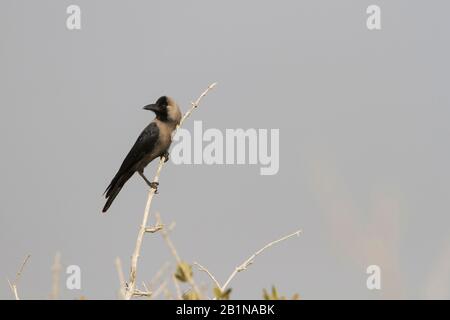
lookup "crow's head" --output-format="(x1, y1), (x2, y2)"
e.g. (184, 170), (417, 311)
(143, 96), (181, 124)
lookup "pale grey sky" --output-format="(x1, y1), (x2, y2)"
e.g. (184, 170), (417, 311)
(1, 0), (449, 299)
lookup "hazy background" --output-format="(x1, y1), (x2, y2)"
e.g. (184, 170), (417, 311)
(1, 0), (449, 299)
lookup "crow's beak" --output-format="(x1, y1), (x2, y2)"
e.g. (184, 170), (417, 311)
(143, 104), (160, 113)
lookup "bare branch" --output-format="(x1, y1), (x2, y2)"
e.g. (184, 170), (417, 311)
(148, 261), (171, 289)
(156, 212), (202, 298)
(15, 254), (31, 283)
(139, 282), (153, 299)
(8, 254), (31, 300)
(50, 252), (61, 300)
(162, 284), (173, 300)
(125, 83), (217, 300)
(220, 230), (302, 292)
(125, 164), (162, 299)
(179, 82), (217, 128)
(7, 279), (17, 301)
(156, 213), (182, 264)
(115, 257), (126, 299)
(133, 289), (153, 297)
(150, 281), (167, 300)
(194, 262), (221, 289)
(193, 230), (302, 296)
(172, 274), (182, 300)
(145, 224), (164, 233)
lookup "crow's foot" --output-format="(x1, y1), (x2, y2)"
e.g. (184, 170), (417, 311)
(161, 151), (170, 163)
(149, 181), (159, 193)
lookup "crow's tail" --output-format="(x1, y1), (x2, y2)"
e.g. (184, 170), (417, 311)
(102, 170), (134, 213)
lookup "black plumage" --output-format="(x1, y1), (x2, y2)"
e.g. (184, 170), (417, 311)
(103, 96), (182, 213)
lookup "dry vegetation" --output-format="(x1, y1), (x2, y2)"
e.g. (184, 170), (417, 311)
(118, 83), (302, 300)
(6, 83), (301, 300)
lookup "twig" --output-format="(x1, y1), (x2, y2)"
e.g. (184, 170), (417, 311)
(125, 83), (217, 300)
(133, 289), (152, 297)
(156, 213), (182, 264)
(194, 262), (221, 289)
(115, 257), (126, 299)
(150, 281), (167, 300)
(162, 285), (173, 300)
(156, 212), (202, 297)
(7, 254), (31, 300)
(220, 230), (302, 292)
(50, 252), (61, 300)
(148, 262), (171, 288)
(125, 164), (163, 299)
(193, 230), (302, 295)
(172, 274), (182, 300)
(180, 83), (217, 128)
(166, 222), (177, 233)
(145, 224), (164, 233)
(140, 282), (153, 299)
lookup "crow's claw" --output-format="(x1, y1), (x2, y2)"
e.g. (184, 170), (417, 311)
(161, 151), (170, 163)
(149, 182), (159, 193)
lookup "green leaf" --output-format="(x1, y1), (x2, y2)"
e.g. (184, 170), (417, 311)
(182, 290), (200, 300)
(263, 288), (270, 300)
(262, 286), (298, 300)
(271, 286), (279, 300)
(213, 287), (232, 300)
(174, 262), (193, 283)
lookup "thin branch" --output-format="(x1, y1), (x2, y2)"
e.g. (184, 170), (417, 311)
(179, 82), (217, 129)
(156, 212), (202, 297)
(140, 282), (153, 299)
(7, 254), (31, 300)
(142, 263), (171, 300)
(7, 279), (18, 301)
(194, 262), (221, 289)
(172, 274), (182, 300)
(50, 252), (61, 300)
(166, 222), (177, 233)
(145, 224), (164, 233)
(220, 230), (302, 292)
(115, 257), (126, 299)
(149, 281), (167, 300)
(125, 161), (163, 299)
(162, 285), (173, 300)
(148, 261), (171, 289)
(156, 213), (182, 264)
(193, 230), (302, 295)
(133, 289), (153, 297)
(15, 254), (31, 283)
(125, 83), (217, 300)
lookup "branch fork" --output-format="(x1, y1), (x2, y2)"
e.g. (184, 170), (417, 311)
(124, 83), (217, 300)
(195, 229), (302, 296)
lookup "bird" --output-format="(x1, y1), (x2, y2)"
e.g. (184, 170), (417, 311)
(102, 96), (182, 213)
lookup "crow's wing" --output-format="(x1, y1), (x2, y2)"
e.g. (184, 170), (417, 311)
(104, 122), (159, 197)
(117, 122), (160, 174)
